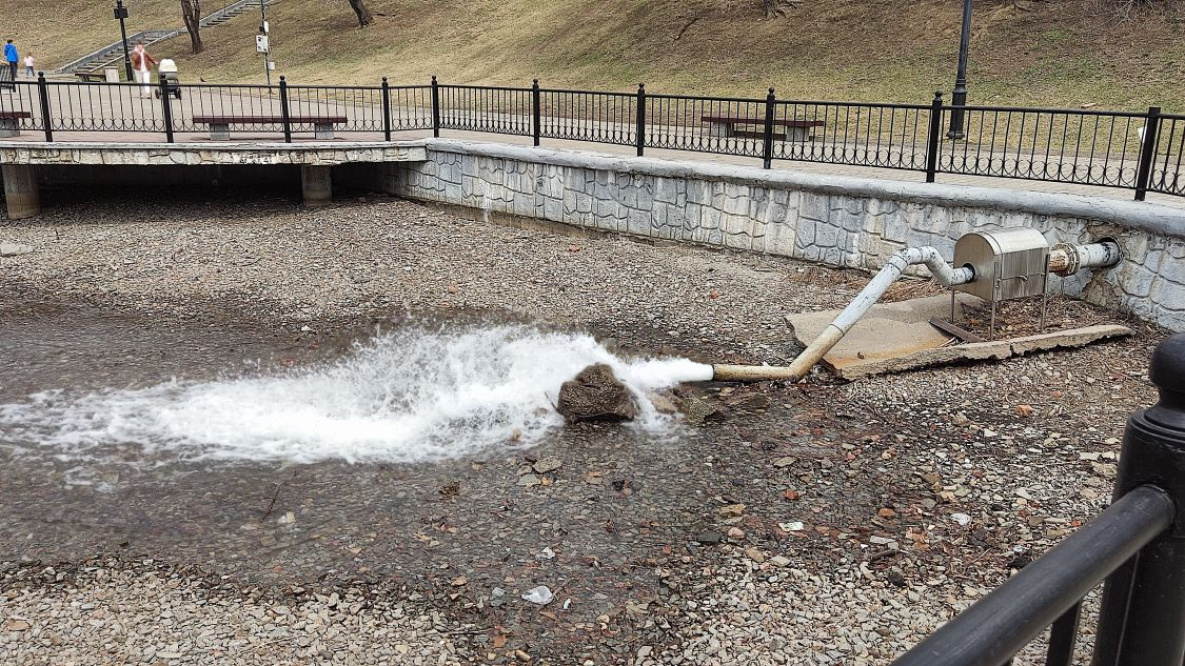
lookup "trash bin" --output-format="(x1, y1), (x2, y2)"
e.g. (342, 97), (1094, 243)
(104, 68), (120, 83)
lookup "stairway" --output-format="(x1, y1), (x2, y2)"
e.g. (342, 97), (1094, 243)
(56, 0), (274, 75)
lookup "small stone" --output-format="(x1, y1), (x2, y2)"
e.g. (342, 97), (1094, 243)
(4, 619), (30, 631)
(517, 474), (542, 487)
(0, 243), (34, 257)
(557, 364), (638, 422)
(695, 531), (724, 545)
(452, 576), (468, 587)
(877, 507), (896, 518)
(772, 457), (796, 468)
(745, 547), (766, 563)
(1015, 404), (1035, 417)
(533, 457), (562, 474)
(521, 585), (554, 605)
(778, 521), (805, 532)
(770, 555), (792, 568)
(637, 646), (653, 659)
(952, 412), (970, 426)
(727, 527), (746, 540)
(951, 513), (972, 526)
(536, 547), (556, 561)
(717, 503), (746, 519)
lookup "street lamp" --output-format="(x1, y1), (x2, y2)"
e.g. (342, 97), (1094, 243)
(947, 0), (972, 140)
(114, 0), (133, 81)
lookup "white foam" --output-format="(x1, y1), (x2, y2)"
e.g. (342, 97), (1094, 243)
(0, 326), (713, 465)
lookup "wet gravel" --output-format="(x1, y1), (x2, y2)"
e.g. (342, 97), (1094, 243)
(0, 190), (1170, 665)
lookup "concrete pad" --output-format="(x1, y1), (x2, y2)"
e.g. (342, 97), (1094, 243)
(785, 294), (1132, 379)
(0, 243), (34, 257)
(786, 294), (983, 375)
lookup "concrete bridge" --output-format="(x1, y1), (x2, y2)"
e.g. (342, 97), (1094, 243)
(0, 141), (427, 218)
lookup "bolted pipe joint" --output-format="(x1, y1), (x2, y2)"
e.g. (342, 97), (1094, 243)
(1049, 240), (1122, 276)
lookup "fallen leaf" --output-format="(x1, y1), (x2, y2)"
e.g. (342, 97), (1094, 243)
(452, 575), (468, 587)
(783, 489), (801, 501)
(492, 635), (507, 648)
(1015, 404), (1035, 417)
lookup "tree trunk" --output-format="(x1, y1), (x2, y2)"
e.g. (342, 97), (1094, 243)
(181, 0), (203, 54)
(348, 0), (375, 27)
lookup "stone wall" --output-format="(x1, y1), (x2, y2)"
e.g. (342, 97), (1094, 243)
(388, 140), (1185, 332)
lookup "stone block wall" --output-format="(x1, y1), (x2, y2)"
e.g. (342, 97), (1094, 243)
(387, 140), (1185, 332)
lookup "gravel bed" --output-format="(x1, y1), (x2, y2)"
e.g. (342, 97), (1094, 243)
(0, 190), (1169, 665)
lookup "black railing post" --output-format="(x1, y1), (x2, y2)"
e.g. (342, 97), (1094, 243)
(531, 79), (541, 147)
(925, 91), (944, 183)
(635, 83), (646, 157)
(1092, 333), (1185, 666)
(1134, 106), (1161, 202)
(36, 72), (53, 142)
(159, 75), (174, 143)
(762, 87), (776, 169)
(431, 76), (440, 138)
(381, 77), (392, 142)
(279, 76), (292, 143)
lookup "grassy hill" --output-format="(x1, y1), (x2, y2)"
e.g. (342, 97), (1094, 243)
(8, 0), (1185, 111)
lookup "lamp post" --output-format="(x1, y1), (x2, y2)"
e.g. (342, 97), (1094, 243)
(114, 0), (132, 81)
(947, 0), (972, 140)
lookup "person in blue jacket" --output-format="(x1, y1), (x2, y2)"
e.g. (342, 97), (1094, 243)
(3, 40), (18, 83)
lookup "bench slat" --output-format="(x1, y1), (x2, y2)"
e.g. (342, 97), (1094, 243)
(701, 116), (825, 128)
(192, 115), (348, 124)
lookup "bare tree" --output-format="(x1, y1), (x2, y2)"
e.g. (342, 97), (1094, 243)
(347, 0), (375, 27)
(180, 0), (203, 53)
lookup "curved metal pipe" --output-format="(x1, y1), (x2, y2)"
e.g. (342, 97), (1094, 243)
(712, 246), (974, 383)
(1049, 240), (1121, 276)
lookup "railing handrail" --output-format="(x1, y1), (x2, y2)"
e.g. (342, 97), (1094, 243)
(892, 485), (1175, 666)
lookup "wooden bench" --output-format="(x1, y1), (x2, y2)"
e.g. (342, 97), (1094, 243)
(0, 111), (32, 137)
(192, 114), (348, 140)
(74, 70), (108, 83)
(701, 115), (825, 142)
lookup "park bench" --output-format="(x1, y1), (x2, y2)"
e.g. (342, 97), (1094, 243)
(192, 114), (348, 140)
(701, 115), (825, 142)
(0, 111), (32, 137)
(73, 70), (107, 83)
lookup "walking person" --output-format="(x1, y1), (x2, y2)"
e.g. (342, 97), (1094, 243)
(23, 54), (34, 79)
(130, 41), (157, 98)
(3, 40), (17, 86)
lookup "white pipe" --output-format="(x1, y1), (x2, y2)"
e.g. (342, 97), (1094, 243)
(1049, 240), (1121, 275)
(712, 247), (974, 383)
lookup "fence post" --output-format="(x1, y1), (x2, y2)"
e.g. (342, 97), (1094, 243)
(635, 83), (646, 157)
(431, 76), (440, 138)
(279, 76), (292, 143)
(36, 72), (52, 142)
(1091, 333), (1185, 666)
(1134, 106), (1161, 202)
(925, 91), (944, 184)
(159, 75), (174, 144)
(762, 87), (776, 170)
(381, 77), (392, 142)
(532, 79), (541, 147)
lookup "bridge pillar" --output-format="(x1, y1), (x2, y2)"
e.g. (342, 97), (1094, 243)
(2, 164), (40, 220)
(301, 165), (332, 207)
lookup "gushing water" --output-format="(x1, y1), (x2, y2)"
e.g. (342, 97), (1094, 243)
(0, 326), (713, 464)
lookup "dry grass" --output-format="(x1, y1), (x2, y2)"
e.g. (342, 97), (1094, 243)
(7, 0), (1185, 110)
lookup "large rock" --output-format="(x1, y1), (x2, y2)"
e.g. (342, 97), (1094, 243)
(557, 364), (638, 423)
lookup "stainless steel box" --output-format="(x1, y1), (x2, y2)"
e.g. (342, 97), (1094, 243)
(953, 228), (1050, 302)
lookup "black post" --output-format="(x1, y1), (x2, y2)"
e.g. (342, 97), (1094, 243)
(926, 91), (944, 183)
(762, 87), (776, 169)
(431, 76), (440, 138)
(114, 0), (133, 82)
(381, 77), (392, 142)
(1134, 106), (1161, 202)
(37, 72), (53, 142)
(531, 79), (541, 147)
(635, 83), (646, 157)
(1091, 333), (1185, 666)
(279, 75), (291, 143)
(159, 75), (174, 143)
(947, 0), (972, 140)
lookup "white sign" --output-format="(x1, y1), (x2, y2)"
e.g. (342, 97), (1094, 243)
(261, 20), (270, 34)
(267, 60), (276, 70)
(256, 34), (269, 53)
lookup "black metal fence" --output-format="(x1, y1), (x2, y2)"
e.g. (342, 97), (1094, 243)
(890, 333), (1185, 666)
(0, 74), (1181, 201)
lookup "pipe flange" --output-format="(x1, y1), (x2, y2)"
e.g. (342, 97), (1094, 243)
(1051, 242), (1080, 276)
